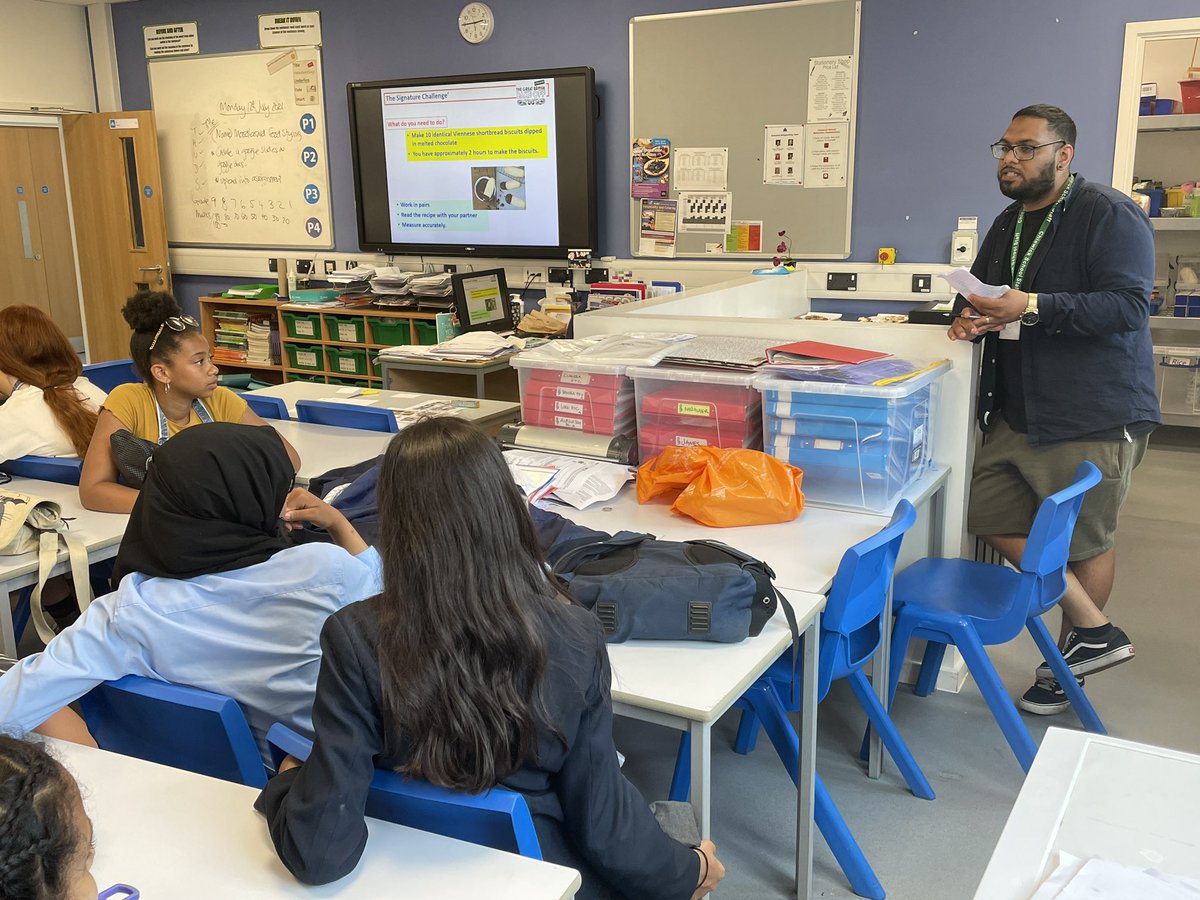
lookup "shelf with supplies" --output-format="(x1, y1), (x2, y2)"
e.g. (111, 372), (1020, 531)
(198, 295), (285, 387)
(277, 304), (445, 387)
(1137, 112), (1200, 132)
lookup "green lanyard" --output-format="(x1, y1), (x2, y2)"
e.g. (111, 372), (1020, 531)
(1010, 173), (1074, 291)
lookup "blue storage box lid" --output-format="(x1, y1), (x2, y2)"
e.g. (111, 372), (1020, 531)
(754, 358), (951, 398)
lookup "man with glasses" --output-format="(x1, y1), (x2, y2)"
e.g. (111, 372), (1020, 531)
(949, 105), (1158, 714)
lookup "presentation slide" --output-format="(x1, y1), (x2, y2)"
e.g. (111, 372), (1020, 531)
(381, 78), (560, 246)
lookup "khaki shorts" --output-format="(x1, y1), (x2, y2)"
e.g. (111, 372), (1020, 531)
(967, 418), (1149, 562)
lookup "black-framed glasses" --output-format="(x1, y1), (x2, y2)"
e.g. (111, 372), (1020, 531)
(990, 140), (1065, 161)
(148, 314), (199, 351)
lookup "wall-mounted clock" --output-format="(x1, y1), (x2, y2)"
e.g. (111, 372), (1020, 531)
(458, 3), (495, 44)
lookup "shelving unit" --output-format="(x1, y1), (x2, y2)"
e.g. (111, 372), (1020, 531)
(198, 296), (284, 387)
(1135, 109), (1200, 426)
(277, 304), (441, 387)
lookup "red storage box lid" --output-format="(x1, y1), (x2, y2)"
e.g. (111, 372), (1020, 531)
(523, 366), (630, 391)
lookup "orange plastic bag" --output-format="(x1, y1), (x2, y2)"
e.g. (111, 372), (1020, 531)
(636, 446), (804, 527)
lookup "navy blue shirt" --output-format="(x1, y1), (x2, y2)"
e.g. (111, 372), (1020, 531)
(956, 174), (1160, 445)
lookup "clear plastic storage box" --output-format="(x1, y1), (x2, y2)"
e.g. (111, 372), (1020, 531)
(1154, 346), (1200, 416)
(629, 366), (763, 461)
(754, 360), (949, 512)
(510, 355), (636, 437)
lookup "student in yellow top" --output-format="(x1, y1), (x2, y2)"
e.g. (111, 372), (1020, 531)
(80, 290), (299, 513)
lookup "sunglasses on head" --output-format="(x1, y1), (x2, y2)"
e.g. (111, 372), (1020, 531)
(148, 315), (199, 352)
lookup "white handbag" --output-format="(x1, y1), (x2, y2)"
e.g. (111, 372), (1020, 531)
(0, 487), (93, 643)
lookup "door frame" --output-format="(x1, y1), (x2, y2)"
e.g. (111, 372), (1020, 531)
(1112, 16), (1200, 190)
(0, 113), (92, 360)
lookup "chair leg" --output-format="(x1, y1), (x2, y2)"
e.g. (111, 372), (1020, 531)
(954, 629), (1037, 772)
(846, 670), (934, 800)
(913, 641), (947, 697)
(13, 586), (33, 644)
(1026, 617), (1107, 735)
(861, 615), (920, 761)
(746, 683), (886, 899)
(669, 731), (691, 802)
(733, 707), (760, 755)
(814, 775), (886, 900)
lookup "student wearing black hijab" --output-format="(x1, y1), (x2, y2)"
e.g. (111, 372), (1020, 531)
(0, 424), (384, 762)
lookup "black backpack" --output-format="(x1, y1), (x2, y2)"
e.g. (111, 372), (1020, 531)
(551, 532), (797, 645)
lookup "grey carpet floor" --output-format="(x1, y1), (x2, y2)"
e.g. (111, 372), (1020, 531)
(614, 427), (1200, 900)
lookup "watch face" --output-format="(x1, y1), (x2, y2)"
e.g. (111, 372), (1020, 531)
(1021, 310), (1040, 326)
(459, 2), (494, 43)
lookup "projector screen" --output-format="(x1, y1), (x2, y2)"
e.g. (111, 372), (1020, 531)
(348, 67), (597, 258)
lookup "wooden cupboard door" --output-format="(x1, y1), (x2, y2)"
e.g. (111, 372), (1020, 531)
(27, 127), (82, 336)
(63, 111), (172, 362)
(0, 126), (50, 315)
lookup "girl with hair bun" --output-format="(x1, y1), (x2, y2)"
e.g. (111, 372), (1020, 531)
(0, 735), (97, 900)
(0, 305), (105, 463)
(80, 290), (298, 513)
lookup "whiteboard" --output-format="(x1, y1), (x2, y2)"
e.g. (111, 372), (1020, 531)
(629, 0), (859, 259)
(148, 48), (333, 248)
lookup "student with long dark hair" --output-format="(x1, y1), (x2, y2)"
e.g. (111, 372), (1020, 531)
(0, 424), (380, 762)
(258, 418), (725, 899)
(0, 736), (97, 900)
(0, 304), (104, 463)
(80, 290), (298, 513)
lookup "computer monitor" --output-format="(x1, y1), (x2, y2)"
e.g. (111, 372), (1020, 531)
(451, 268), (512, 334)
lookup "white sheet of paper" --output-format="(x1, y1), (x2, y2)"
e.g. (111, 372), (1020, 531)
(807, 55), (854, 122)
(939, 266), (1009, 300)
(672, 147), (728, 191)
(502, 450), (633, 509)
(1056, 857), (1200, 900)
(763, 124), (803, 185)
(803, 123), (849, 188)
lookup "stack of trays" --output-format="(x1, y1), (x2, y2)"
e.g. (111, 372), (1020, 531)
(629, 367), (763, 462)
(755, 361), (949, 512)
(511, 356), (636, 438)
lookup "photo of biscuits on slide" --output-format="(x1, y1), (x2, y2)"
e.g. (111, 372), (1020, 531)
(472, 165), (526, 211)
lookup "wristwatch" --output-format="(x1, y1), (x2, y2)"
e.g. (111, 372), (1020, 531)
(1020, 292), (1040, 326)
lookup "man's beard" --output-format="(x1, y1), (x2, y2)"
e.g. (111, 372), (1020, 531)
(998, 157), (1057, 205)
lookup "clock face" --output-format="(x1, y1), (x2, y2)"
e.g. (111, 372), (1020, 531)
(458, 2), (494, 44)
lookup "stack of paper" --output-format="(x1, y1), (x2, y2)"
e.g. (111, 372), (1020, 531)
(327, 265), (376, 290)
(408, 272), (455, 297)
(1032, 853), (1200, 899)
(503, 449), (634, 509)
(245, 315), (276, 365)
(378, 331), (522, 361)
(370, 267), (422, 293)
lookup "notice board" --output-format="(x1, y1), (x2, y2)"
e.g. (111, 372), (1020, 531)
(629, 0), (859, 259)
(148, 47), (333, 248)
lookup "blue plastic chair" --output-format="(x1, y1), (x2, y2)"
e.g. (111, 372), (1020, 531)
(79, 675), (267, 788)
(2, 455), (83, 484)
(883, 461), (1105, 773)
(244, 394), (291, 420)
(266, 724), (542, 859)
(83, 358), (139, 392)
(295, 399), (399, 433)
(670, 501), (930, 900)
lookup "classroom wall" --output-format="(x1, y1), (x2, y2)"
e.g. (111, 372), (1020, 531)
(0, 0), (96, 112)
(105, 0), (1200, 271)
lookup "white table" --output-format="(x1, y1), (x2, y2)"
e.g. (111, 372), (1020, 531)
(608, 593), (825, 899)
(248, 381), (520, 431)
(556, 469), (949, 899)
(268, 420), (395, 488)
(0, 478), (128, 657)
(975, 728), (1200, 899)
(378, 351), (520, 399)
(49, 740), (581, 899)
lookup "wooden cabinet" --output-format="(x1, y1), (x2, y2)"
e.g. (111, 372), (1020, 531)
(198, 296), (284, 387)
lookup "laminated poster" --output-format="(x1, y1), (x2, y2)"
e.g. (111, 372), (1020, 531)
(807, 55), (853, 122)
(763, 124), (803, 185)
(631, 137), (671, 199)
(639, 198), (678, 257)
(804, 123), (848, 188)
(724, 221), (763, 253)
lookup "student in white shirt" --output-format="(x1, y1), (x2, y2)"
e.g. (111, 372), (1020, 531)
(0, 305), (105, 464)
(0, 423), (382, 762)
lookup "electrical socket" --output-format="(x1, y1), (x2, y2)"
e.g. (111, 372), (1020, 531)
(294, 259), (313, 275)
(522, 266), (546, 285)
(443, 264), (457, 273)
(345, 259), (358, 270)
(268, 258), (278, 273)
(548, 267), (571, 285)
(323, 259), (336, 275)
